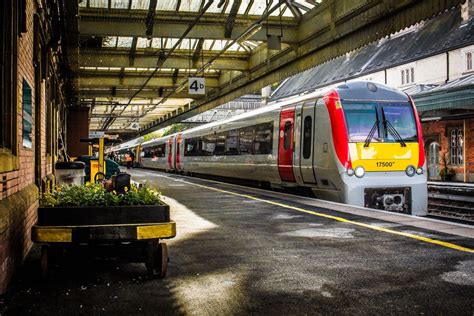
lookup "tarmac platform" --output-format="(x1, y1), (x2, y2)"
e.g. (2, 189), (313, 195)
(2, 168), (474, 315)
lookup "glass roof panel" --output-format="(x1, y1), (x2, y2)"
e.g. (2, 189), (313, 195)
(111, 0), (129, 9)
(238, 0), (253, 15)
(176, 0), (201, 12)
(282, 5), (294, 17)
(137, 37), (150, 48)
(89, 0), (108, 8)
(156, 0), (178, 11)
(103, 36), (118, 47)
(98, 0), (317, 19)
(117, 36), (133, 47)
(131, 0), (150, 10)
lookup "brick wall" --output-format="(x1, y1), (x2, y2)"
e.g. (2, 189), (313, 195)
(422, 118), (474, 182)
(0, 0), (61, 294)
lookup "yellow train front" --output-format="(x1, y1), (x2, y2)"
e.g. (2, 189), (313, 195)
(324, 82), (427, 216)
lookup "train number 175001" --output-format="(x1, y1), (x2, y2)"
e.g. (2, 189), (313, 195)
(376, 161), (395, 168)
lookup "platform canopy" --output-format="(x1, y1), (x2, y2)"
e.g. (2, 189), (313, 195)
(75, 0), (465, 139)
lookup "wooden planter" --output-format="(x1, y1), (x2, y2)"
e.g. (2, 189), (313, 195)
(37, 203), (170, 226)
(32, 202), (175, 278)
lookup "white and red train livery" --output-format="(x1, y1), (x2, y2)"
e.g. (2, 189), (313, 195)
(120, 82), (427, 215)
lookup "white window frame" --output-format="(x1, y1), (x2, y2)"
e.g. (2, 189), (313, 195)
(466, 51), (473, 72)
(399, 64), (415, 86)
(461, 47), (474, 73)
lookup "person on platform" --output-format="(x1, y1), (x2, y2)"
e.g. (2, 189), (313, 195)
(125, 152), (132, 169)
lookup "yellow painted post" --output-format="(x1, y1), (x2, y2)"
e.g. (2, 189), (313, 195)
(98, 137), (106, 175)
(88, 144), (93, 156)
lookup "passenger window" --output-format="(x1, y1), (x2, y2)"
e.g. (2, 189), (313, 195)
(303, 116), (312, 159)
(200, 134), (216, 156)
(226, 130), (239, 155)
(239, 127), (253, 155)
(254, 122), (273, 155)
(283, 121), (292, 150)
(185, 138), (198, 156)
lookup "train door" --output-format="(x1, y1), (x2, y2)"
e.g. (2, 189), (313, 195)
(292, 104), (304, 184)
(176, 134), (183, 171)
(299, 100), (318, 184)
(167, 137), (174, 170)
(278, 106), (296, 182)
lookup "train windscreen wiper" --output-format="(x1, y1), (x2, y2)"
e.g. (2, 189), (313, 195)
(382, 110), (406, 147)
(363, 120), (379, 148)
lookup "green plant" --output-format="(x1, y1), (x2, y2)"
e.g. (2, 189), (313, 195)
(439, 152), (456, 181)
(40, 183), (162, 207)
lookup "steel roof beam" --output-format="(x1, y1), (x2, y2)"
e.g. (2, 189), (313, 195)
(79, 89), (196, 99)
(224, 0), (242, 38)
(80, 51), (248, 71)
(77, 75), (220, 88)
(192, 38), (205, 66)
(79, 9), (298, 43)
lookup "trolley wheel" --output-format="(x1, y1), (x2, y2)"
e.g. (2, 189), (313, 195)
(40, 245), (49, 279)
(145, 241), (168, 278)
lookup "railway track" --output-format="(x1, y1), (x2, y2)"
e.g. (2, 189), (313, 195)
(428, 183), (474, 224)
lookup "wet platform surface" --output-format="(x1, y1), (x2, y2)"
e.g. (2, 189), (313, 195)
(2, 169), (474, 315)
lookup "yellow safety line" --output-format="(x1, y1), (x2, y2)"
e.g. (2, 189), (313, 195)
(171, 178), (474, 254)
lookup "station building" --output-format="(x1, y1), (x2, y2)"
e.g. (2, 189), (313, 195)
(0, 0), (471, 296)
(0, 0), (70, 293)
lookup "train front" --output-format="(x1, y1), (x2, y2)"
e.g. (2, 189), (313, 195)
(326, 82), (427, 216)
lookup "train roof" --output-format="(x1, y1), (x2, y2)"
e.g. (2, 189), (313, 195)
(141, 81), (409, 147)
(334, 81), (410, 102)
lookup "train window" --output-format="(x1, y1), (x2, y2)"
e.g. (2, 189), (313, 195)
(155, 144), (166, 157)
(226, 130), (239, 155)
(303, 116), (312, 159)
(200, 134), (216, 156)
(343, 103), (380, 142)
(283, 121), (292, 150)
(185, 138), (198, 156)
(254, 122), (273, 155)
(381, 104), (417, 141)
(144, 143), (166, 158)
(214, 132), (227, 155)
(239, 127), (253, 155)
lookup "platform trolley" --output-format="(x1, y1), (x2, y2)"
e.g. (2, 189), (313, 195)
(31, 203), (176, 279)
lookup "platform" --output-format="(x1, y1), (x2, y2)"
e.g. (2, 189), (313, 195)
(5, 168), (473, 314)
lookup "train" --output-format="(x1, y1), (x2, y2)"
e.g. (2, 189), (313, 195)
(113, 81), (428, 216)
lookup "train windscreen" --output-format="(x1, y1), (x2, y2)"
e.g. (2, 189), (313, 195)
(342, 102), (417, 143)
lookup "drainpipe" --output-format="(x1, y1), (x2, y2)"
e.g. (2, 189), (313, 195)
(445, 52), (450, 83)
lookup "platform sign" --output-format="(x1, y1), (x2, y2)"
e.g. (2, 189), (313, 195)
(89, 131), (105, 139)
(188, 77), (205, 95)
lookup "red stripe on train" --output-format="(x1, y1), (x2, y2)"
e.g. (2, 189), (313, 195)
(323, 90), (352, 169)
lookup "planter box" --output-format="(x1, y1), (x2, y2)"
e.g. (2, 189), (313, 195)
(37, 203), (170, 226)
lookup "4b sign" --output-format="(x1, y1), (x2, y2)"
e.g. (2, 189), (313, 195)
(188, 77), (205, 95)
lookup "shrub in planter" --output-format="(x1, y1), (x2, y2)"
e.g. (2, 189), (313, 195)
(39, 184), (168, 226)
(41, 183), (162, 207)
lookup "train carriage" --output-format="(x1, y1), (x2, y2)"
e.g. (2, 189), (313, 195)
(124, 81), (428, 215)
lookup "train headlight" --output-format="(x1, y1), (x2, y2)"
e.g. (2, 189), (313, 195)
(405, 165), (416, 177)
(354, 166), (365, 178)
(347, 168), (355, 176)
(416, 167), (423, 175)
